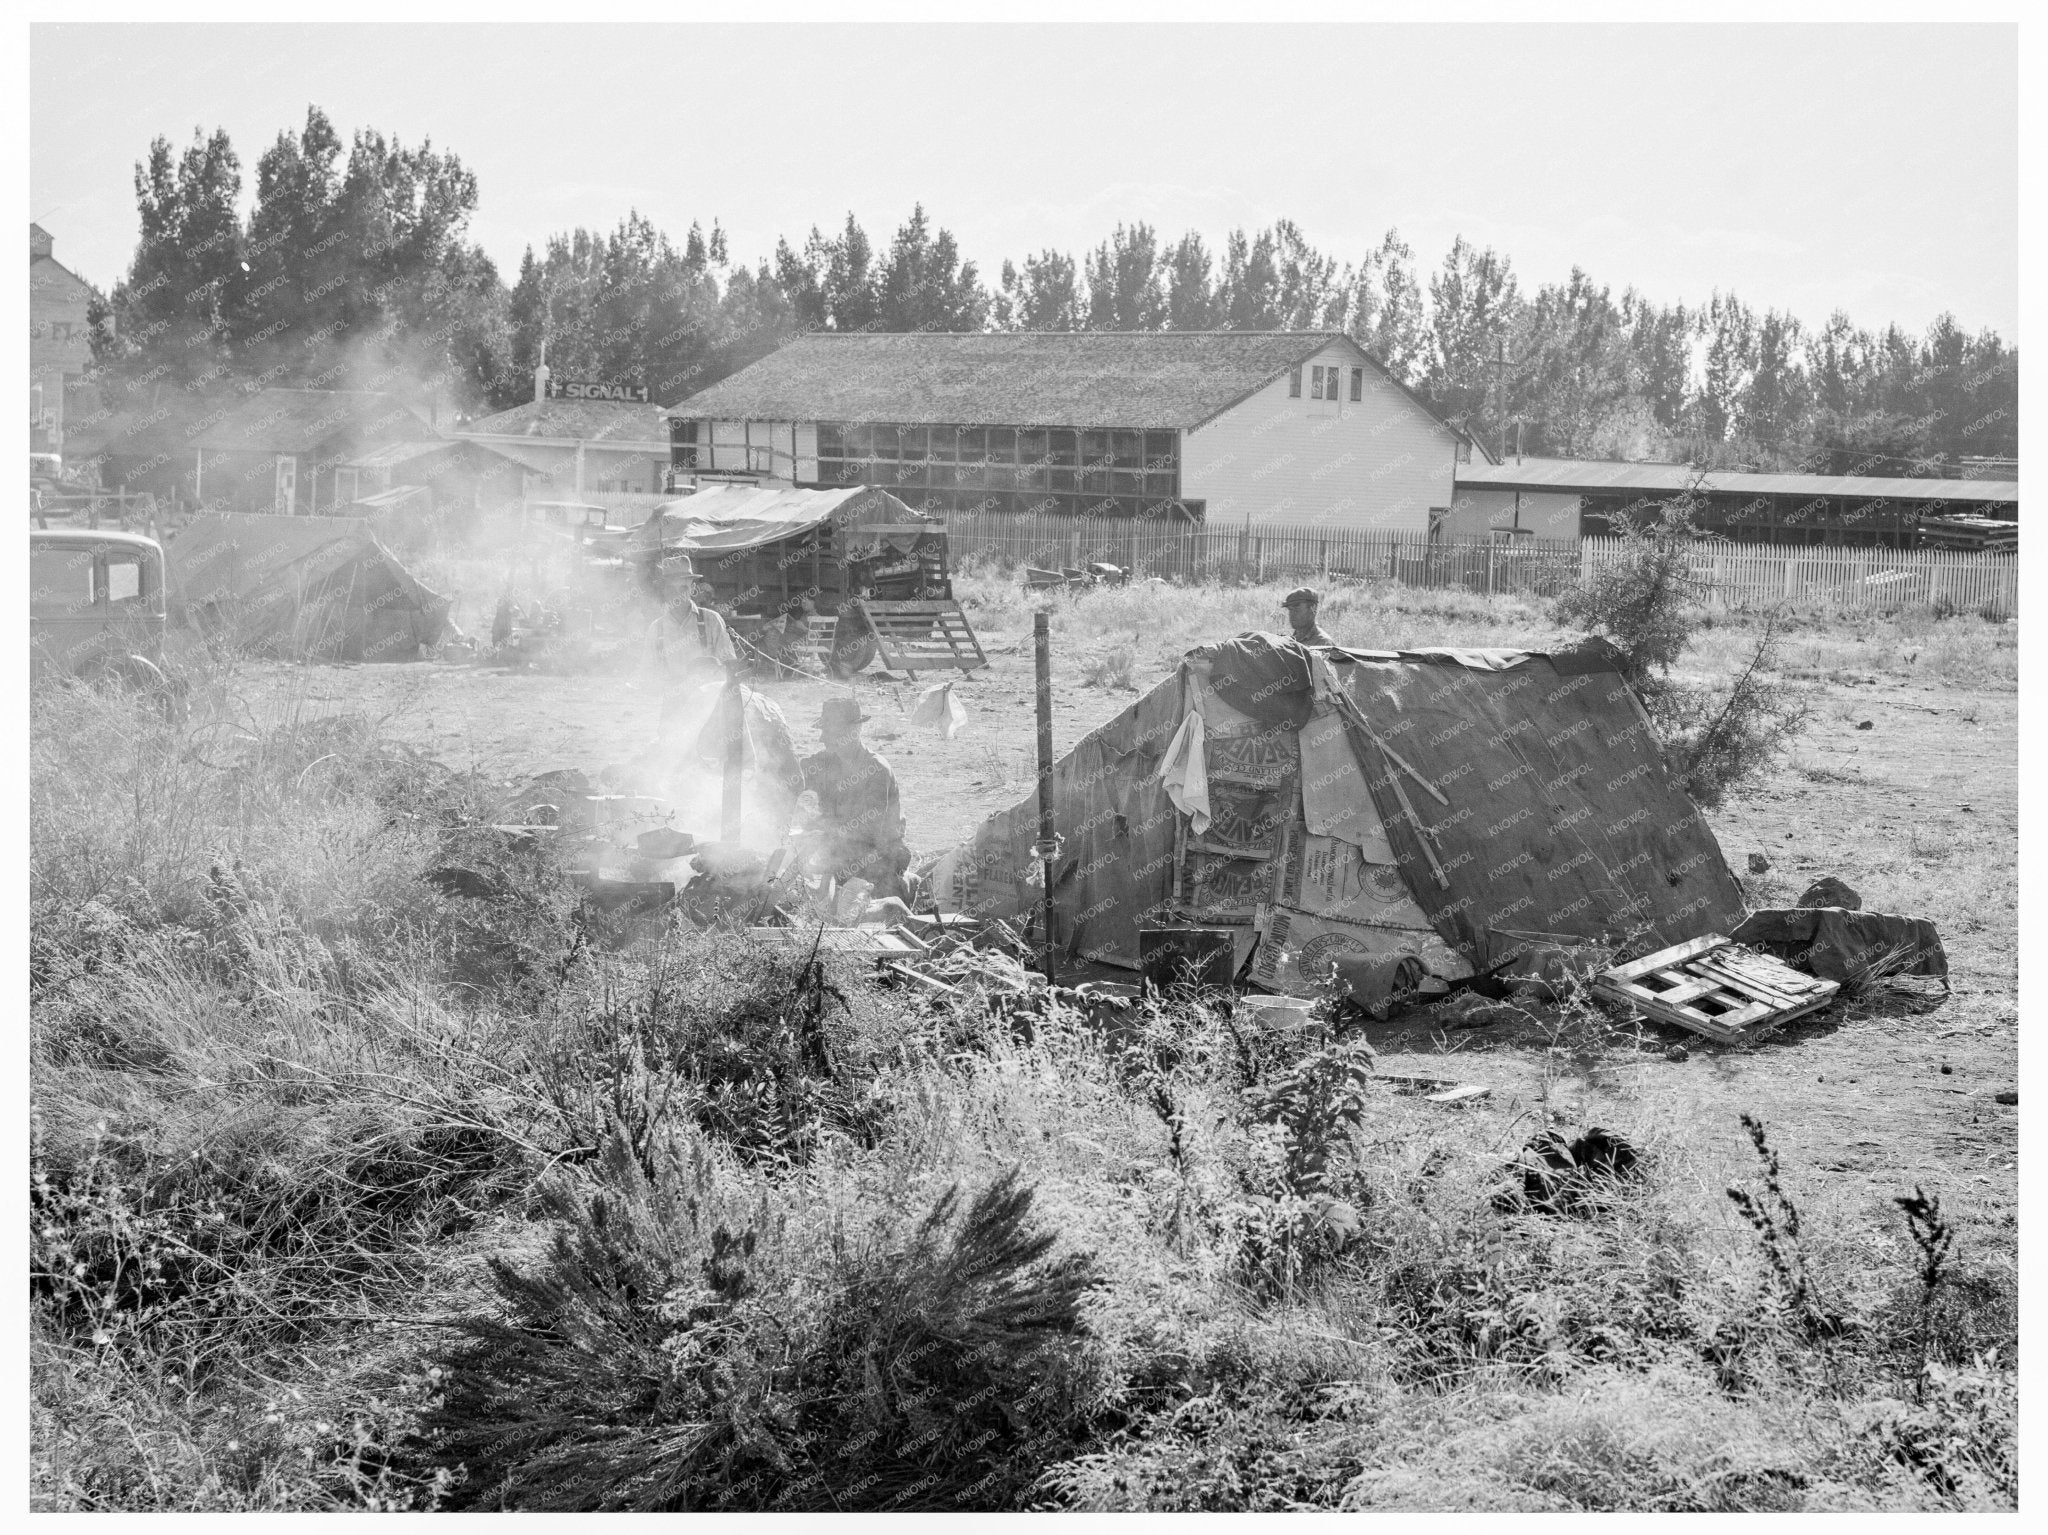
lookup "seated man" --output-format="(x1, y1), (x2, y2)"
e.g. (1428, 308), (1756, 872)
(798, 697), (910, 900)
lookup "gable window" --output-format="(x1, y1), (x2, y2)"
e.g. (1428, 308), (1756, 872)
(1350, 367), (1363, 401)
(1289, 366), (1303, 398)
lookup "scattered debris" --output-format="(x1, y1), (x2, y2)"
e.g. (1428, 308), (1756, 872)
(1594, 934), (1839, 1044)
(1498, 1126), (1642, 1216)
(1435, 990), (1520, 1029)
(1796, 876), (1862, 911)
(423, 865), (508, 902)
(1379, 1072), (1490, 1105)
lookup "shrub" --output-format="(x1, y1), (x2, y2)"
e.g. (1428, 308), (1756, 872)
(527, 937), (894, 1173)
(420, 1131), (1101, 1510)
(1657, 614), (1813, 807)
(1228, 1033), (1376, 1298)
(1081, 638), (1140, 691)
(1552, 494), (1807, 804)
(1553, 498), (1711, 694)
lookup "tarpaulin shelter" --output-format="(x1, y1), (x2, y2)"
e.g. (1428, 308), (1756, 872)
(630, 483), (947, 611)
(166, 512), (451, 662)
(931, 633), (1744, 1000)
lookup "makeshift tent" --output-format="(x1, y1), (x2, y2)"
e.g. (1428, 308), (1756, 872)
(166, 513), (451, 662)
(630, 484), (945, 605)
(930, 634), (1744, 1000)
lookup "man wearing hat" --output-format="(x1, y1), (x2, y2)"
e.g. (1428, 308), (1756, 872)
(798, 697), (910, 898)
(1283, 587), (1335, 646)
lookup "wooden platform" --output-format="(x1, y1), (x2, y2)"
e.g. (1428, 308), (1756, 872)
(746, 925), (931, 956)
(1593, 934), (1838, 1044)
(852, 598), (988, 676)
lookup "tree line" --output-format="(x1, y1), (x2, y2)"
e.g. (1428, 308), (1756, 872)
(87, 107), (2018, 476)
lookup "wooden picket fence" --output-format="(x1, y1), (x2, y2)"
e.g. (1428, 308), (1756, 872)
(938, 511), (2017, 619)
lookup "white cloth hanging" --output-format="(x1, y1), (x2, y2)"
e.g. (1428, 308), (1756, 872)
(1156, 709), (1211, 836)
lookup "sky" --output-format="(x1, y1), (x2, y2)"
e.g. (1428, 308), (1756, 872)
(29, 22), (2019, 342)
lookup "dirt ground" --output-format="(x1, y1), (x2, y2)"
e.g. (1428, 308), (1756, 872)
(242, 628), (2019, 1247)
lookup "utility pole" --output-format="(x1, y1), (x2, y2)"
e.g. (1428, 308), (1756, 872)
(1032, 610), (1060, 988)
(1492, 336), (1508, 463)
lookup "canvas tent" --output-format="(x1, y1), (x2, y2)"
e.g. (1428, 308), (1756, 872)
(166, 513), (451, 662)
(930, 634), (1744, 1000)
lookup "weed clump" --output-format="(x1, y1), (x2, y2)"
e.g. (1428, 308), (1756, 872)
(421, 1133), (1100, 1511)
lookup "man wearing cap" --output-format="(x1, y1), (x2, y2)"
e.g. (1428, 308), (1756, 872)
(798, 698), (910, 898)
(1283, 587), (1335, 646)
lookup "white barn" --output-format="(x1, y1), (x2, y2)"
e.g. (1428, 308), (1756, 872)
(663, 331), (1476, 534)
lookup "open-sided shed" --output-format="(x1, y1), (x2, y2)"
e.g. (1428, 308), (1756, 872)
(932, 633), (1743, 999)
(632, 482), (984, 676)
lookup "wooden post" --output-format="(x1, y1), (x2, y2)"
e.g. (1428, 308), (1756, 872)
(720, 669), (744, 842)
(1033, 610), (1059, 987)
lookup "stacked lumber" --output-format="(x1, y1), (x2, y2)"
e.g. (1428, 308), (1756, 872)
(1920, 515), (2017, 553)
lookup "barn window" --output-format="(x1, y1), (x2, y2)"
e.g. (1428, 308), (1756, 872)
(1350, 367), (1363, 401)
(1289, 367), (1302, 398)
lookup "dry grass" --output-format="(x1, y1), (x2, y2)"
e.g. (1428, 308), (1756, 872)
(28, 590), (2017, 1511)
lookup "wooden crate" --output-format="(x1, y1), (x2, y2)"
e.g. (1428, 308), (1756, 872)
(1593, 934), (1838, 1043)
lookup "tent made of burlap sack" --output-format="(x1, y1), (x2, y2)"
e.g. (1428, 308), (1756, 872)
(929, 633), (1745, 1000)
(167, 513), (451, 662)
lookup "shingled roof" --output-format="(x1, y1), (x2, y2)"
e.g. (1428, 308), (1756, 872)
(667, 331), (1425, 431)
(461, 396), (671, 443)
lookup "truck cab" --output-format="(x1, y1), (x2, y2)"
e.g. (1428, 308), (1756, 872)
(29, 526), (168, 681)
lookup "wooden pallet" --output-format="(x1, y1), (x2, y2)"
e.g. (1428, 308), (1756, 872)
(852, 598), (988, 676)
(1593, 934), (1838, 1043)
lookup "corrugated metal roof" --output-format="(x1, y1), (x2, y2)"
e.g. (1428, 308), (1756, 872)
(1455, 457), (2019, 505)
(666, 330), (1449, 433)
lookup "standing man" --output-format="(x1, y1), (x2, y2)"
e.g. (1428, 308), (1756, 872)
(799, 698), (910, 899)
(1283, 586), (1335, 646)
